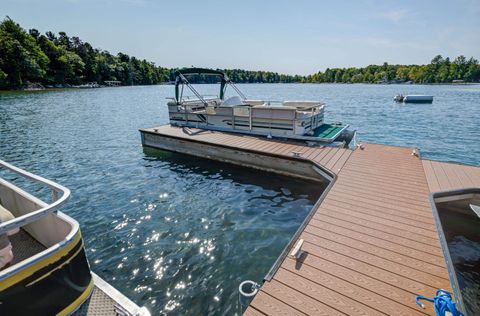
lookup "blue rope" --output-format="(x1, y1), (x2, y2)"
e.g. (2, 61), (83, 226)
(415, 289), (464, 316)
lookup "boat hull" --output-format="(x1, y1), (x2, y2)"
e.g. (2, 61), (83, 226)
(403, 95), (433, 103)
(0, 229), (93, 315)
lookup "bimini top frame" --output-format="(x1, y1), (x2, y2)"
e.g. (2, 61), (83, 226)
(173, 67), (246, 105)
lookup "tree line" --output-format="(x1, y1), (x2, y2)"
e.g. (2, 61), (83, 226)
(0, 17), (170, 89)
(1, 17), (479, 89)
(305, 56), (480, 84)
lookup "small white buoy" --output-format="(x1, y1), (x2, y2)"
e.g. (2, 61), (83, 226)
(357, 143), (364, 150)
(412, 148), (420, 157)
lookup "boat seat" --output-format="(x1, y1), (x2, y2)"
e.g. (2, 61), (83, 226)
(0, 203), (20, 236)
(0, 203), (19, 269)
(223, 96), (245, 106)
(244, 100), (266, 106)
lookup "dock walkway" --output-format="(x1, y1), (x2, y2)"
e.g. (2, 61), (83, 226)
(139, 125), (480, 316)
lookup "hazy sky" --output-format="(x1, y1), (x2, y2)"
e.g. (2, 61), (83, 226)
(2, 0), (480, 75)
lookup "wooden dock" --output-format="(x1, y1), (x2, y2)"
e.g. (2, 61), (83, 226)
(139, 125), (480, 316)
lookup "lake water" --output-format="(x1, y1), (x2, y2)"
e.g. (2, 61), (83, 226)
(0, 83), (479, 314)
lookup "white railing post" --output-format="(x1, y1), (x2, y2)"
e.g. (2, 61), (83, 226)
(51, 189), (58, 202)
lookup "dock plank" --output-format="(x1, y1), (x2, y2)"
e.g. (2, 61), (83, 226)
(330, 149), (352, 172)
(314, 206), (441, 246)
(309, 217), (444, 260)
(319, 200), (438, 238)
(250, 292), (306, 316)
(243, 307), (266, 316)
(312, 213), (443, 256)
(281, 260), (426, 316)
(318, 147), (340, 166)
(324, 192), (437, 230)
(300, 241), (439, 296)
(274, 268), (384, 316)
(262, 280), (345, 316)
(333, 176), (433, 203)
(311, 147), (333, 162)
(325, 148), (345, 169)
(423, 159), (480, 191)
(303, 226), (448, 277)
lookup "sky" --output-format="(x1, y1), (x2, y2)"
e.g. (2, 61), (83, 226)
(2, 0), (480, 75)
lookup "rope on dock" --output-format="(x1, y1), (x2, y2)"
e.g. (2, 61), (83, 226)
(415, 289), (464, 316)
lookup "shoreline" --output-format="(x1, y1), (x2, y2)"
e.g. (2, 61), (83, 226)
(1, 82), (479, 92)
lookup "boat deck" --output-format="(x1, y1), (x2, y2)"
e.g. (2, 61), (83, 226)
(139, 125), (480, 316)
(312, 123), (347, 140)
(10, 229), (46, 265)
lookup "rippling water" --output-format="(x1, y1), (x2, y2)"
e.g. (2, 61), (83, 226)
(0, 84), (479, 314)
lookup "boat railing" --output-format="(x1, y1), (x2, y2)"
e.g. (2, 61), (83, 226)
(182, 95), (218, 100)
(181, 95), (219, 104)
(0, 159), (71, 235)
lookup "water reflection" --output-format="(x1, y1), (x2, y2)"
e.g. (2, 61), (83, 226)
(85, 147), (324, 315)
(142, 146), (326, 203)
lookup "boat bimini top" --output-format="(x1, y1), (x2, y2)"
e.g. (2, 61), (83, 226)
(174, 67), (246, 105)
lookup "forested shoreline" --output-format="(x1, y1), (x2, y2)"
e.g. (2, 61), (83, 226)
(1, 17), (479, 90)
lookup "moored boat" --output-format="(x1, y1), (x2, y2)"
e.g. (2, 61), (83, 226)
(0, 159), (149, 315)
(394, 94), (434, 103)
(167, 68), (355, 146)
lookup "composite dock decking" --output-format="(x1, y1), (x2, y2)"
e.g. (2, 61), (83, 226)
(140, 125), (480, 316)
(246, 144), (454, 316)
(423, 159), (480, 192)
(141, 125), (353, 174)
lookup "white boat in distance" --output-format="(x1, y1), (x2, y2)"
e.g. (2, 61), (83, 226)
(394, 94), (434, 103)
(167, 68), (355, 146)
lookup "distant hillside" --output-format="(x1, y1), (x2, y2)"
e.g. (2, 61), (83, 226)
(0, 17), (479, 89)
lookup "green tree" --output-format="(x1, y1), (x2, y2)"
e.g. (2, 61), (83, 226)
(351, 73), (364, 83)
(0, 17), (48, 88)
(396, 66), (409, 81)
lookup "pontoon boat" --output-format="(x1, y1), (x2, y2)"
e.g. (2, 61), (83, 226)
(167, 68), (355, 146)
